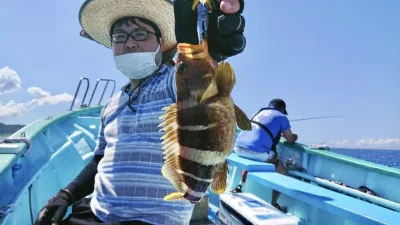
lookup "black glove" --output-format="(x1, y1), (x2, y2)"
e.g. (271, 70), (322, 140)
(34, 189), (74, 225)
(174, 0), (246, 62)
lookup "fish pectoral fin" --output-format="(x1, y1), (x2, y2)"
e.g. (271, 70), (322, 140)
(199, 79), (219, 103)
(215, 61), (236, 95)
(164, 192), (185, 201)
(234, 104), (252, 130)
(200, 60), (235, 103)
(211, 161), (228, 194)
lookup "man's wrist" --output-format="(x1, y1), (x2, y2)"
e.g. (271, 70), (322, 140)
(60, 188), (74, 204)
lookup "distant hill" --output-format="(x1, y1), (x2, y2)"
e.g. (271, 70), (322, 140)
(0, 123), (25, 136)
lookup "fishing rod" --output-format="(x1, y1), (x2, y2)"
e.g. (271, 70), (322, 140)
(290, 116), (344, 122)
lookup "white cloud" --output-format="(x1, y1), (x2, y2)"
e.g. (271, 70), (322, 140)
(0, 87), (74, 117)
(327, 138), (400, 150)
(0, 66), (22, 94)
(26, 87), (73, 106)
(27, 87), (50, 98)
(0, 100), (27, 117)
(355, 138), (400, 149)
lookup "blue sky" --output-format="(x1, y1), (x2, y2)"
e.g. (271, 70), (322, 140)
(0, 0), (399, 149)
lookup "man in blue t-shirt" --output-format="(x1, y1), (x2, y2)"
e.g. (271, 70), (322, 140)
(232, 98), (298, 213)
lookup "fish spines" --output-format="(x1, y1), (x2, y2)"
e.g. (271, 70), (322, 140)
(159, 103), (185, 193)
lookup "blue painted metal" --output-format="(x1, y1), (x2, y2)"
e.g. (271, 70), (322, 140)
(226, 153), (275, 193)
(227, 153), (276, 172)
(277, 142), (400, 204)
(208, 152), (400, 225)
(289, 170), (400, 212)
(0, 107), (102, 225)
(247, 172), (400, 225)
(2, 110), (400, 225)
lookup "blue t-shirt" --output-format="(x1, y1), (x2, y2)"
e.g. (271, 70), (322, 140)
(91, 64), (194, 225)
(235, 108), (291, 153)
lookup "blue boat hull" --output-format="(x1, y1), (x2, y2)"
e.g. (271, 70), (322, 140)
(1, 106), (399, 225)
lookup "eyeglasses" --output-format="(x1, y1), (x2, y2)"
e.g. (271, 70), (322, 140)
(111, 30), (157, 43)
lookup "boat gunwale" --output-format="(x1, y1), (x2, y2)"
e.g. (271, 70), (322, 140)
(279, 140), (400, 178)
(0, 106), (103, 207)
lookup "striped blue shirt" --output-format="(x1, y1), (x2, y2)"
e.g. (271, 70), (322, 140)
(90, 65), (195, 224)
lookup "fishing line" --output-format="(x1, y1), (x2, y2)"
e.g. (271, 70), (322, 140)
(290, 116), (344, 122)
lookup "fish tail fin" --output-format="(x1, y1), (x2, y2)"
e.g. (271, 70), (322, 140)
(164, 192), (185, 201)
(211, 161), (229, 194)
(234, 104), (252, 130)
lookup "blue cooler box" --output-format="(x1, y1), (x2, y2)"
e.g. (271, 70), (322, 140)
(217, 193), (299, 225)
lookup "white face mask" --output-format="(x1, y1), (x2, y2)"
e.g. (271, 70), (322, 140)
(113, 45), (162, 80)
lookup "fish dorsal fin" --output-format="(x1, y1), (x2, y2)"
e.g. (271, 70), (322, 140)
(215, 61), (236, 95)
(199, 79), (219, 104)
(211, 161), (228, 194)
(234, 104), (252, 130)
(159, 103), (185, 193)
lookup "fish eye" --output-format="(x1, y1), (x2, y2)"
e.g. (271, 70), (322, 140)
(176, 62), (187, 74)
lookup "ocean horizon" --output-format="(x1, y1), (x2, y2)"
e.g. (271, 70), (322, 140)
(333, 147), (400, 151)
(331, 148), (400, 169)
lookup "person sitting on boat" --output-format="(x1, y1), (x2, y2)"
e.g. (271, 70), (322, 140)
(34, 0), (246, 224)
(232, 98), (298, 213)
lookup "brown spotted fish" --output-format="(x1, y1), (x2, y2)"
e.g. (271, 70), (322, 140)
(158, 38), (251, 203)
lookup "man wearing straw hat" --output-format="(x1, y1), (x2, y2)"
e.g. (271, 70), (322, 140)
(35, 0), (246, 224)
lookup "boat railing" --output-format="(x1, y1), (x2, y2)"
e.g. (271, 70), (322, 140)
(69, 77), (90, 111)
(88, 79), (116, 107)
(69, 77), (116, 111)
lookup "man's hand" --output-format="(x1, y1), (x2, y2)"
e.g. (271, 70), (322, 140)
(34, 190), (73, 225)
(174, 0), (246, 62)
(282, 129), (298, 144)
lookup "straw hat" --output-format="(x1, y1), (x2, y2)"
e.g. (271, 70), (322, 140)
(79, 0), (176, 50)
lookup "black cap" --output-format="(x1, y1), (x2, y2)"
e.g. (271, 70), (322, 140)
(269, 98), (288, 115)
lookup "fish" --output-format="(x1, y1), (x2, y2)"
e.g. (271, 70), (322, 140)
(158, 34), (252, 203)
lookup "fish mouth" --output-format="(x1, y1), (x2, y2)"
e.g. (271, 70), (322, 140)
(177, 38), (210, 59)
(178, 45), (206, 59)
